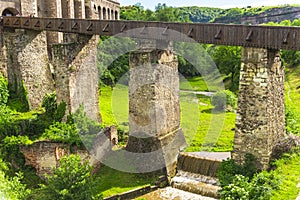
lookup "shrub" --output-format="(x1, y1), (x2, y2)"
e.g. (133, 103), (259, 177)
(0, 159), (31, 200)
(218, 153), (258, 187)
(41, 122), (81, 146)
(220, 175), (250, 200)
(220, 172), (280, 200)
(33, 155), (99, 200)
(212, 90), (237, 111)
(42, 92), (66, 122)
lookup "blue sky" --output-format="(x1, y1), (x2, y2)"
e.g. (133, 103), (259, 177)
(120, 0), (300, 10)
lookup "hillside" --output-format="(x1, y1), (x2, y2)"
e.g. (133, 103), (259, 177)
(121, 4), (300, 24)
(213, 5), (300, 24)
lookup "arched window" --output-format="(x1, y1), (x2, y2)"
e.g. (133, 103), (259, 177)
(2, 8), (20, 16)
(103, 7), (106, 20)
(111, 10), (114, 20)
(115, 11), (119, 20)
(107, 8), (110, 20)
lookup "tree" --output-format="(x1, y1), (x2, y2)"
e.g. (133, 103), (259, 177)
(35, 155), (98, 200)
(211, 45), (241, 92)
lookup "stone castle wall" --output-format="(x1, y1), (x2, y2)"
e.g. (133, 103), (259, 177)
(233, 47), (286, 169)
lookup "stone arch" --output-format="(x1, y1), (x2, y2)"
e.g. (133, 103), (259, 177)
(2, 7), (20, 16)
(103, 7), (106, 20)
(115, 10), (119, 20)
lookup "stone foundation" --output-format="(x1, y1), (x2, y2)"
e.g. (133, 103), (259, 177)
(233, 47), (286, 169)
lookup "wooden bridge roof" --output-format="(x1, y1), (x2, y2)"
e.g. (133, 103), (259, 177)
(2, 16), (300, 50)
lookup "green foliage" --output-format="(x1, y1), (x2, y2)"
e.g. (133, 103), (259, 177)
(8, 78), (30, 112)
(40, 105), (102, 148)
(220, 175), (250, 200)
(70, 105), (102, 136)
(120, 3), (190, 22)
(41, 122), (81, 146)
(33, 155), (98, 200)
(41, 92), (66, 122)
(3, 135), (33, 146)
(210, 46), (241, 92)
(179, 6), (223, 23)
(218, 154), (258, 187)
(220, 172), (280, 200)
(212, 90), (237, 111)
(285, 102), (300, 135)
(42, 92), (57, 115)
(0, 171), (31, 200)
(0, 74), (9, 106)
(0, 159), (31, 200)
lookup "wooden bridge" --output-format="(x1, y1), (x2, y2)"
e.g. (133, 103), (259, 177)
(2, 16), (300, 50)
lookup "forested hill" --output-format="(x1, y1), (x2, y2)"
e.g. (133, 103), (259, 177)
(121, 4), (300, 25)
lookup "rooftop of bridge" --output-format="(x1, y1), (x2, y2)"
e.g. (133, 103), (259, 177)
(1, 16), (300, 50)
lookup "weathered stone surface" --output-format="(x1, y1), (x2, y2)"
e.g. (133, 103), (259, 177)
(126, 41), (186, 181)
(20, 141), (89, 177)
(52, 35), (101, 122)
(0, 26), (7, 77)
(233, 47), (286, 169)
(20, 126), (117, 177)
(3, 29), (54, 109)
(271, 134), (300, 161)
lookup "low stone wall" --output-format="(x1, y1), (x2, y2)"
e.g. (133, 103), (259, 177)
(104, 186), (158, 200)
(20, 141), (92, 177)
(20, 126), (117, 177)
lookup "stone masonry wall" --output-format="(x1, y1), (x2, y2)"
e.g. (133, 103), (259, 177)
(52, 35), (100, 122)
(0, 26), (7, 77)
(20, 126), (117, 177)
(20, 141), (92, 177)
(126, 41), (186, 181)
(233, 47), (286, 169)
(4, 29), (54, 109)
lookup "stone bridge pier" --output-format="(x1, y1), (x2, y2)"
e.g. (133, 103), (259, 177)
(126, 40), (186, 181)
(2, 29), (54, 109)
(233, 47), (286, 169)
(51, 34), (101, 122)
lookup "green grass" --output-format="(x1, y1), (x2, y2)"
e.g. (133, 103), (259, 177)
(271, 153), (300, 200)
(92, 165), (157, 198)
(99, 77), (236, 152)
(285, 65), (300, 114)
(179, 76), (208, 91)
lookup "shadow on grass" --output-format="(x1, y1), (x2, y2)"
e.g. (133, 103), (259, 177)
(92, 149), (160, 198)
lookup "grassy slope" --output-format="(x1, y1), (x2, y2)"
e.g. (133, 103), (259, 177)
(270, 64), (300, 199)
(285, 65), (300, 114)
(271, 154), (300, 199)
